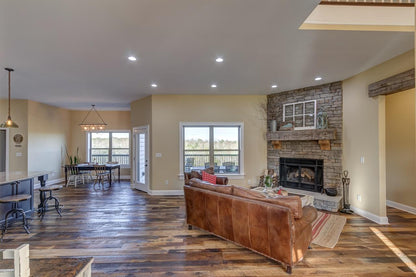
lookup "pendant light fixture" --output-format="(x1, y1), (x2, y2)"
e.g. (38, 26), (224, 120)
(79, 104), (107, 131)
(0, 68), (18, 128)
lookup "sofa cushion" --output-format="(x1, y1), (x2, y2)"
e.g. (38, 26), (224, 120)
(232, 185), (266, 200)
(190, 170), (202, 179)
(189, 178), (233, 194)
(202, 171), (217, 184)
(262, 196), (303, 219)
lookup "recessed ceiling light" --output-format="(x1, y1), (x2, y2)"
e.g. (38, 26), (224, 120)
(151, 83), (158, 88)
(216, 57), (224, 63)
(211, 84), (217, 88)
(128, 56), (137, 61)
(271, 84), (278, 89)
(315, 76), (322, 81)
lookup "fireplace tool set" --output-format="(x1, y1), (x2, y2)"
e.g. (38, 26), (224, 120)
(340, 170), (353, 214)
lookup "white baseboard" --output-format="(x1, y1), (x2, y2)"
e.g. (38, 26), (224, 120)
(386, 200), (416, 215)
(351, 205), (389, 225)
(148, 189), (184, 196)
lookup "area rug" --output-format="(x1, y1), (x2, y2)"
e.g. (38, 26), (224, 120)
(311, 211), (346, 248)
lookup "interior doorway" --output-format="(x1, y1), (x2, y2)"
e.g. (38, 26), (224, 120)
(132, 126), (149, 192)
(0, 129), (8, 172)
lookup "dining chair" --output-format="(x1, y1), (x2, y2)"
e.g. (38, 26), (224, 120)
(93, 165), (111, 189)
(67, 165), (83, 187)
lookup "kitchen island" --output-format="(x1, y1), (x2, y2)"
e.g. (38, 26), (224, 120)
(0, 171), (50, 223)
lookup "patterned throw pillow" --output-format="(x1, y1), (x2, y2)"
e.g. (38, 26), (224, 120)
(202, 171), (217, 184)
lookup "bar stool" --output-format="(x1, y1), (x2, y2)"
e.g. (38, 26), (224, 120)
(0, 182), (32, 241)
(38, 185), (63, 220)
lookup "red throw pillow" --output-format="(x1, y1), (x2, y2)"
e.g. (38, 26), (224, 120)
(202, 171), (217, 184)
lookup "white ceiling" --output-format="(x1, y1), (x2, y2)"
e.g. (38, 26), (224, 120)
(0, 0), (413, 110)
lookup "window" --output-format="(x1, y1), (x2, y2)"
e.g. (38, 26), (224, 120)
(180, 123), (243, 175)
(283, 100), (316, 130)
(88, 131), (130, 167)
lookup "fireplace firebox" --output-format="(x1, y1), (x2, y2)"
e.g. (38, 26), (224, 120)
(279, 158), (323, 193)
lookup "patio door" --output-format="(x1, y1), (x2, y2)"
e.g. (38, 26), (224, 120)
(132, 126), (149, 192)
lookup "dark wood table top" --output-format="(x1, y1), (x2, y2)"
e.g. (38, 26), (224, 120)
(0, 257), (93, 277)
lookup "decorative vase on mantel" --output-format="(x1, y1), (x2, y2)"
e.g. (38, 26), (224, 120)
(270, 120), (277, 132)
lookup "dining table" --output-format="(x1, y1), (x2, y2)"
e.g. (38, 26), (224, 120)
(64, 163), (121, 186)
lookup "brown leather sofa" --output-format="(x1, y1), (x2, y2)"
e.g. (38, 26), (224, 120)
(184, 178), (318, 274)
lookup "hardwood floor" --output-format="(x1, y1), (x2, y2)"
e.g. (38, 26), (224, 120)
(1, 181), (416, 276)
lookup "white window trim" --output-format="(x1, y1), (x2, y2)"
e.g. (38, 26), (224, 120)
(283, 100), (316, 130)
(178, 122), (245, 179)
(86, 129), (131, 168)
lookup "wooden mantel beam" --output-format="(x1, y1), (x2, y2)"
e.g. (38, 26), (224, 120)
(368, 68), (415, 97)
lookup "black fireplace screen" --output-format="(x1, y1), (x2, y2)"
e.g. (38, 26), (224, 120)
(279, 158), (323, 193)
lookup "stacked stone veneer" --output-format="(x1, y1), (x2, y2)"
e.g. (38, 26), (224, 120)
(267, 81), (343, 194)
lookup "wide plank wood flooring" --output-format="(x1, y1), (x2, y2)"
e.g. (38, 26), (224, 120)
(1, 181), (416, 276)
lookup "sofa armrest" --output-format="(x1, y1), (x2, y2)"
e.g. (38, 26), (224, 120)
(293, 206), (318, 240)
(216, 176), (229, 185)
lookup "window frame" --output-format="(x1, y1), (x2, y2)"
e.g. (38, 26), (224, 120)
(283, 100), (316, 130)
(178, 122), (244, 179)
(87, 130), (131, 168)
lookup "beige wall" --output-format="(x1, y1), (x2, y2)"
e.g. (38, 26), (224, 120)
(130, 96), (153, 185)
(147, 94), (267, 191)
(0, 99), (29, 172)
(386, 89), (416, 208)
(27, 100), (71, 180)
(70, 110), (131, 176)
(343, 50), (414, 218)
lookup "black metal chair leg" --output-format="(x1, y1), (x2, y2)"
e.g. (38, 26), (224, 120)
(51, 196), (62, 217)
(20, 209), (30, 234)
(2, 208), (16, 235)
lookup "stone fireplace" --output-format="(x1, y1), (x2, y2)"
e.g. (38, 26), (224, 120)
(267, 81), (343, 212)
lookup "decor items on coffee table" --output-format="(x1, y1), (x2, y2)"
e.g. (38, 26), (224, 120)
(184, 178), (318, 273)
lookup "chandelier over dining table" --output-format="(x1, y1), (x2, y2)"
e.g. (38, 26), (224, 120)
(79, 104), (107, 131)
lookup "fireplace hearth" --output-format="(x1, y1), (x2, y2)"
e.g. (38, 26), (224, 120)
(279, 158), (323, 193)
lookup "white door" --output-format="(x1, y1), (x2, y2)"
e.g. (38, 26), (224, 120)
(132, 126), (149, 192)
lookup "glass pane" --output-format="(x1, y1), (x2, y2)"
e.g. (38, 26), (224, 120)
(284, 116), (293, 123)
(112, 149), (129, 164)
(184, 127), (210, 172)
(284, 105), (293, 116)
(305, 101), (315, 114)
(214, 150), (239, 174)
(184, 127), (209, 150)
(91, 133), (109, 148)
(213, 127), (239, 150)
(91, 149), (109, 164)
(112, 132), (129, 148)
(213, 127), (239, 174)
(184, 150), (209, 172)
(295, 103), (303, 116)
(294, 116), (303, 128)
(138, 133), (145, 183)
(305, 115), (314, 127)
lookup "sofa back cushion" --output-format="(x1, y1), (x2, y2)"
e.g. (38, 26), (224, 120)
(232, 185), (302, 219)
(261, 196), (303, 219)
(189, 178), (233, 194)
(232, 185), (266, 200)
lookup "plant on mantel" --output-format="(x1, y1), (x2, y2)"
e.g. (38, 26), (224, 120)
(65, 146), (81, 165)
